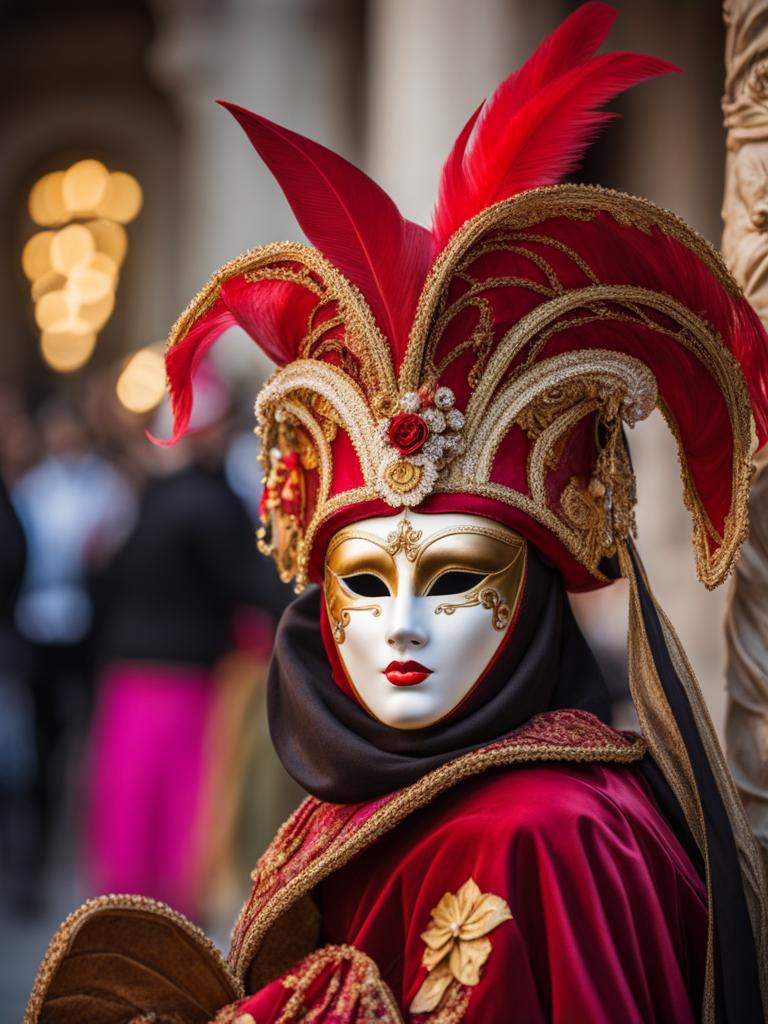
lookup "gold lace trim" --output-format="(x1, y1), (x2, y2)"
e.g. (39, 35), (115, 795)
(228, 718), (646, 984)
(167, 241), (397, 403)
(400, 183), (741, 388)
(167, 187), (755, 594)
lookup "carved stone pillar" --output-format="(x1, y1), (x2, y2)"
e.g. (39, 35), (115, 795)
(721, 0), (768, 854)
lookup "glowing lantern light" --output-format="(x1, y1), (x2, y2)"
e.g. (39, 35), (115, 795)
(62, 159), (109, 216)
(21, 230), (55, 281)
(28, 171), (67, 226)
(84, 219), (128, 267)
(50, 224), (95, 275)
(40, 327), (97, 373)
(116, 345), (167, 414)
(35, 289), (73, 330)
(25, 160), (141, 372)
(96, 172), (143, 224)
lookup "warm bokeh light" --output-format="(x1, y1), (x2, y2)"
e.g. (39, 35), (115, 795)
(61, 159), (110, 215)
(79, 291), (116, 331)
(31, 270), (66, 302)
(21, 230), (55, 280)
(50, 223), (94, 274)
(96, 171), (143, 223)
(88, 251), (119, 285)
(116, 344), (166, 413)
(35, 289), (72, 330)
(40, 326), (97, 372)
(68, 266), (112, 305)
(23, 160), (141, 373)
(27, 170), (67, 226)
(84, 219), (128, 267)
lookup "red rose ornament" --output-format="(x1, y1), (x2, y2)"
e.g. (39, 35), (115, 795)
(388, 413), (429, 455)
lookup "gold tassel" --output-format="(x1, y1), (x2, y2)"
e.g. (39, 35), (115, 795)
(619, 542), (768, 1020)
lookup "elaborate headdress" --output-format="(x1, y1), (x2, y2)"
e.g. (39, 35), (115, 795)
(164, 4), (768, 1017)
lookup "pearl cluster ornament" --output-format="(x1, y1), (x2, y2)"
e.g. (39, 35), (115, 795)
(375, 386), (465, 507)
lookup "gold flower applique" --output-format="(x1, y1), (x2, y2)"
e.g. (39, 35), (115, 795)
(409, 877), (513, 1014)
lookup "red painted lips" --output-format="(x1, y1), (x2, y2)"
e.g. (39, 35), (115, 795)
(384, 660), (433, 686)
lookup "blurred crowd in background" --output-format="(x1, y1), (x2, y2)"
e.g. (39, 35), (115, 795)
(0, 369), (299, 933)
(1, 0), (734, 1016)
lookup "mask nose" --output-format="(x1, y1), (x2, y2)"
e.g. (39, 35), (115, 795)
(385, 594), (428, 650)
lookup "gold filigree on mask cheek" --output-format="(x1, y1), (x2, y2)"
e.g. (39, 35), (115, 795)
(323, 568), (385, 647)
(328, 601), (383, 645)
(432, 544), (527, 630)
(323, 534), (396, 645)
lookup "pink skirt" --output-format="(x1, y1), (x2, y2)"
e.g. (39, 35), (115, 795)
(85, 661), (214, 920)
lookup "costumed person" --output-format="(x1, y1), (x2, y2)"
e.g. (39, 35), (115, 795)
(12, 399), (135, 912)
(85, 362), (289, 921)
(24, 5), (768, 1023)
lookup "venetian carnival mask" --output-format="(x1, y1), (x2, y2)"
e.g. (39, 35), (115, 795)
(323, 511), (526, 728)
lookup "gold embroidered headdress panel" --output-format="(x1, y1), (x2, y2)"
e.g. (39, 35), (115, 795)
(166, 187), (763, 596)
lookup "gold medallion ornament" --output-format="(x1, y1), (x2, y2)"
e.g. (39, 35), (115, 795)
(382, 458), (424, 496)
(410, 878), (513, 1014)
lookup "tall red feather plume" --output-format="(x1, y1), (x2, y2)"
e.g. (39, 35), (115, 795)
(432, 2), (678, 248)
(219, 102), (434, 360)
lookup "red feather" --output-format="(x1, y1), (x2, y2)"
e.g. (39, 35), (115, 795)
(220, 102), (434, 360)
(156, 298), (234, 445)
(158, 275), (323, 445)
(432, 5), (677, 248)
(220, 275), (319, 366)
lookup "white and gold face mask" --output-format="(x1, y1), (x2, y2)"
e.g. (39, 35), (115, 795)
(324, 511), (527, 729)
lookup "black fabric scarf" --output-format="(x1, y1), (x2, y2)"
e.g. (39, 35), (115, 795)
(628, 543), (762, 1024)
(268, 547), (612, 803)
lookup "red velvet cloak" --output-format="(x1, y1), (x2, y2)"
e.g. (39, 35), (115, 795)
(226, 711), (706, 1023)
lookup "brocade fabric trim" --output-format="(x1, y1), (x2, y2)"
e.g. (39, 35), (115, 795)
(228, 709), (646, 986)
(166, 184), (756, 594)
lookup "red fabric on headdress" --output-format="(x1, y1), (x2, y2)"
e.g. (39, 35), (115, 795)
(162, 2), (768, 592)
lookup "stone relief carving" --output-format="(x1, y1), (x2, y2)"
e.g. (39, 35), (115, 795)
(722, 0), (768, 858)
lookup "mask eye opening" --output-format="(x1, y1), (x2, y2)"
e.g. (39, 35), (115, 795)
(340, 572), (391, 598)
(426, 570), (487, 597)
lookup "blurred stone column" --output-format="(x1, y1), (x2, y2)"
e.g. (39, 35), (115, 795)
(721, 0), (768, 854)
(149, 0), (358, 375)
(365, 0), (557, 224)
